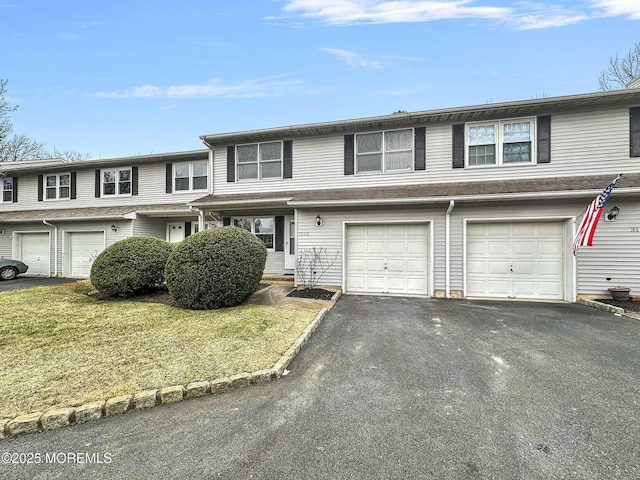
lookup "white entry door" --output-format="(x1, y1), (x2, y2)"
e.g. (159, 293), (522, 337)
(466, 221), (565, 300)
(345, 223), (429, 295)
(284, 216), (296, 270)
(168, 223), (185, 243)
(18, 232), (50, 276)
(69, 232), (105, 278)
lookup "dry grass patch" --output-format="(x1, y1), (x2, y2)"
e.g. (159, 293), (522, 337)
(0, 283), (319, 420)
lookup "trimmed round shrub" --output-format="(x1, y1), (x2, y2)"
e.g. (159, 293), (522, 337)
(165, 226), (267, 310)
(90, 236), (173, 296)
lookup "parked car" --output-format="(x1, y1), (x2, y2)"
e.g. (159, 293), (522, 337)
(0, 259), (29, 280)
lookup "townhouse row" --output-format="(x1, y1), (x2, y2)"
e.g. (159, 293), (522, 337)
(2, 88), (640, 301)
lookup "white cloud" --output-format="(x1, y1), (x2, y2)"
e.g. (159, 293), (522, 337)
(281, 0), (601, 29)
(94, 75), (302, 99)
(284, 0), (509, 25)
(321, 48), (382, 68)
(590, 0), (640, 19)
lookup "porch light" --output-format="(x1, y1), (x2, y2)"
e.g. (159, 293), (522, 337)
(607, 205), (620, 221)
(111, 224), (119, 233)
(316, 215), (323, 227)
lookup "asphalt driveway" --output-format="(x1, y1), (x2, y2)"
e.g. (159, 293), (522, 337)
(0, 276), (81, 293)
(2, 296), (639, 479)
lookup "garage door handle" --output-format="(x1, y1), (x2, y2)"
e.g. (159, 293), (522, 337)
(510, 265), (513, 272)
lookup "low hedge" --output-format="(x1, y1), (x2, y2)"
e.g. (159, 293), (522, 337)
(165, 227), (267, 310)
(90, 236), (172, 296)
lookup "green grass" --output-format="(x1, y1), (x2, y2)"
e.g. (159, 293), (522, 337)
(0, 283), (319, 420)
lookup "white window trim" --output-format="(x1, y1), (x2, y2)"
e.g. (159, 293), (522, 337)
(101, 167), (132, 197)
(1, 178), (13, 203)
(173, 160), (209, 193)
(466, 117), (536, 168)
(236, 141), (283, 181)
(232, 216), (276, 250)
(355, 127), (414, 175)
(44, 172), (71, 201)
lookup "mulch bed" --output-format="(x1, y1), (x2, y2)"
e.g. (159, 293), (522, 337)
(287, 288), (336, 301)
(594, 299), (640, 312)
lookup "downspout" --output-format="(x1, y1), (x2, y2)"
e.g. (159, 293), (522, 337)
(189, 205), (204, 232)
(42, 220), (58, 277)
(445, 200), (455, 299)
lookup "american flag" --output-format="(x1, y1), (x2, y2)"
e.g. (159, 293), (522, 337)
(572, 175), (622, 255)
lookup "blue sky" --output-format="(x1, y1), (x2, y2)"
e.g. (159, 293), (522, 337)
(1, 0), (639, 159)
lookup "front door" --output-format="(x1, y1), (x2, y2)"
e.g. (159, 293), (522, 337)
(284, 216), (296, 270)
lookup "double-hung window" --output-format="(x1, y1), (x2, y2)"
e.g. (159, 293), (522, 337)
(355, 128), (413, 173)
(45, 173), (70, 200)
(1, 178), (13, 202)
(174, 160), (208, 192)
(467, 118), (534, 166)
(233, 216), (274, 249)
(237, 142), (282, 180)
(102, 168), (131, 196)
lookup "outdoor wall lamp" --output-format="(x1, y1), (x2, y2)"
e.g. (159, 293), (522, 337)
(607, 205), (620, 221)
(316, 215), (323, 227)
(111, 224), (119, 233)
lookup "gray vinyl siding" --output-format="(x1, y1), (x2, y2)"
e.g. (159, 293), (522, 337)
(133, 216), (167, 239)
(575, 199), (640, 296)
(296, 206), (444, 290)
(212, 105), (640, 196)
(265, 251), (284, 275)
(0, 163), (208, 213)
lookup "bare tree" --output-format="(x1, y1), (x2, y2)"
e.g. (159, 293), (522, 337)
(0, 134), (48, 162)
(0, 79), (92, 162)
(0, 79), (18, 144)
(598, 42), (640, 91)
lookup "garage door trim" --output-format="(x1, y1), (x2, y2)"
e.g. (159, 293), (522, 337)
(463, 217), (573, 302)
(63, 230), (106, 278)
(13, 231), (52, 277)
(342, 220), (434, 297)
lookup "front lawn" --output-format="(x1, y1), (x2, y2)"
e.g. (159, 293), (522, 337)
(0, 283), (319, 420)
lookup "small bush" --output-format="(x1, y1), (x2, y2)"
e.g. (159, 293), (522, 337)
(165, 227), (267, 310)
(90, 236), (172, 297)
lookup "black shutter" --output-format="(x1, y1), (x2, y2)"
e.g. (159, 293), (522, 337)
(537, 116), (551, 163)
(95, 170), (101, 198)
(452, 124), (465, 168)
(414, 127), (426, 170)
(283, 140), (293, 179)
(275, 216), (284, 252)
(38, 175), (44, 202)
(227, 146), (236, 182)
(223, 217), (231, 226)
(184, 222), (192, 237)
(344, 134), (355, 175)
(165, 163), (173, 193)
(631, 107), (640, 157)
(12, 177), (18, 203)
(131, 166), (139, 196)
(70, 172), (77, 199)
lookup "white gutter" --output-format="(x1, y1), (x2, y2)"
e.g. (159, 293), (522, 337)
(286, 186), (640, 207)
(445, 200), (455, 299)
(42, 220), (58, 277)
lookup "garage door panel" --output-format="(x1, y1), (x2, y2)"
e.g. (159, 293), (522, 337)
(346, 223), (429, 295)
(19, 233), (50, 276)
(488, 261), (509, 274)
(69, 232), (104, 278)
(488, 241), (511, 255)
(467, 221), (564, 300)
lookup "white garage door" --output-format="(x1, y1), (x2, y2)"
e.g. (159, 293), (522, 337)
(466, 222), (564, 300)
(69, 232), (105, 277)
(19, 232), (50, 276)
(346, 223), (429, 295)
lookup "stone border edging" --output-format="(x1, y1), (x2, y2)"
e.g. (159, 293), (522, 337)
(1, 304), (334, 440)
(578, 298), (625, 315)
